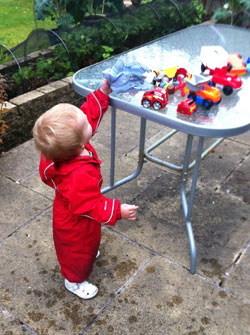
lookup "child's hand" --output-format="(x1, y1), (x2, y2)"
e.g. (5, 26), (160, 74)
(101, 78), (112, 96)
(121, 204), (139, 221)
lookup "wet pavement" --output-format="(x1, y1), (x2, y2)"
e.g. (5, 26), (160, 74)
(1, 108), (250, 334)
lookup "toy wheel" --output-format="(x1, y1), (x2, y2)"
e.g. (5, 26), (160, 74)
(142, 99), (151, 108)
(153, 101), (162, 110)
(188, 92), (196, 101)
(201, 63), (206, 72)
(223, 85), (233, 96)
(204, 99), (213, 109)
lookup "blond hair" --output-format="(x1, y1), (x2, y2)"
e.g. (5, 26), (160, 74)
(33, 103), (83, 161)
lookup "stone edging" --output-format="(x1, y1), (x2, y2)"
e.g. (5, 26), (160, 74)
(1, 76), (83, 153)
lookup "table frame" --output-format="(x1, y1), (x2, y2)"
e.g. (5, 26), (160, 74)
(101, 107), (223, 274)
(73, 24), (250, 274)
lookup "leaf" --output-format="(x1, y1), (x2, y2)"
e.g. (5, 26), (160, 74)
(240, 0), (250, 11)
(212, 8), (231, 22)
(35, 0), (56, 21)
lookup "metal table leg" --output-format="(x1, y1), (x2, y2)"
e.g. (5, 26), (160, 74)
(145, 129), (223, 172)
(102, 112), (205, 274)
(180, 135), (205, 274)
(102, 111), (147, 194)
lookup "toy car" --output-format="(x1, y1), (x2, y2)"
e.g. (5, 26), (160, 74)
(186, 74), (221, 109)
(210, 67), (242, 96)
(141, 88), (168, 110)
(200, 46), (248, 78)
(177, 99), (197, 116)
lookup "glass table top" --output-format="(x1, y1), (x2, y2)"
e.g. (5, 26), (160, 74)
(73, 24), (250, 138)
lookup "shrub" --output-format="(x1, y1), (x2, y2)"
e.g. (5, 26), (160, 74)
(212, 0), (250, 26)
(8, 0), (206, 94)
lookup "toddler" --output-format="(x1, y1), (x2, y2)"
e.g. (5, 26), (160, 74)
(33, 79), (138, 299)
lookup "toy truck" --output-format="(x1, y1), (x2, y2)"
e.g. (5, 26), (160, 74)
(209, 66), (242, 96)
(186, 74), (221, 109)
(177, 99), (197, 116)
(200, 46), (229, 73)
(200, 46), (243, 95)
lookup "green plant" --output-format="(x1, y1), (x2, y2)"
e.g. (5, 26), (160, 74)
(12, 54), (72, 86)
(8, 0), (206, 99)
(179, 0), (207, 26)
(57, 25), (117, 68)
(212, 0), (250, 26)
(35, 0), (120, 29)
(13, 67), (35, 85)
(0, 48), (11, 66)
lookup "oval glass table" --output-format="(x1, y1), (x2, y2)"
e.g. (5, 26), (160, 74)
(73, 24), (250, 274)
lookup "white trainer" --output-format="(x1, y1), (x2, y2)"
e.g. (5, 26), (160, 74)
(65, 279), (98, 299)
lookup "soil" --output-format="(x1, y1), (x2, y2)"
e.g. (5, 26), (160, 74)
(3, 75), (52, 100)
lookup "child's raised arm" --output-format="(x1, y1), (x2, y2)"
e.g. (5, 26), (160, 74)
(80, 78), (111, 135)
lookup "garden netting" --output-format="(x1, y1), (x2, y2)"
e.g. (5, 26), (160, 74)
(0, 0), (200, 99)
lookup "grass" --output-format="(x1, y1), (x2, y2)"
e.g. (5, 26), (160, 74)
(0, 0), (56, 49)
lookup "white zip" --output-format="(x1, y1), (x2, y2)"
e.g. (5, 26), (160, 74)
(91, 92), (102, 134)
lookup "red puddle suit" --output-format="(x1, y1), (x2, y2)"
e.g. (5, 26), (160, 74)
(39, 89), (121, 282)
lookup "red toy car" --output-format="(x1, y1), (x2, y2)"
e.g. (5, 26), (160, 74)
(141, 88), (168, 110)
(210, 67), (242, 96)
(177, 99), (197, 116)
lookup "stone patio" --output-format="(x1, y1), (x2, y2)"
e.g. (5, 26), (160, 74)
(0, 107), (250, 335)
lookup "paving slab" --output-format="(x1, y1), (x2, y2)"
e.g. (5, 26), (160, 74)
(230, 129), (250, 146)
(1, 105), (250, 335)
(112, 171), (250, 283)
(0, 176), (51, 241)
(223, 241), (250, 302)
(128, 126), (191, 172)
(221, 154), (250, 204)
(198, 138), (250, 189)
(21, 172), (55, 201)
(85, 256), (250, 335)
(92, 142), (163, 202)
(0, 307), (33, 335)
(0, 140), (39, 182)
(128, 128), (250, 188)
(92, 108), (166, 155)
(0, 210), (151, 335)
